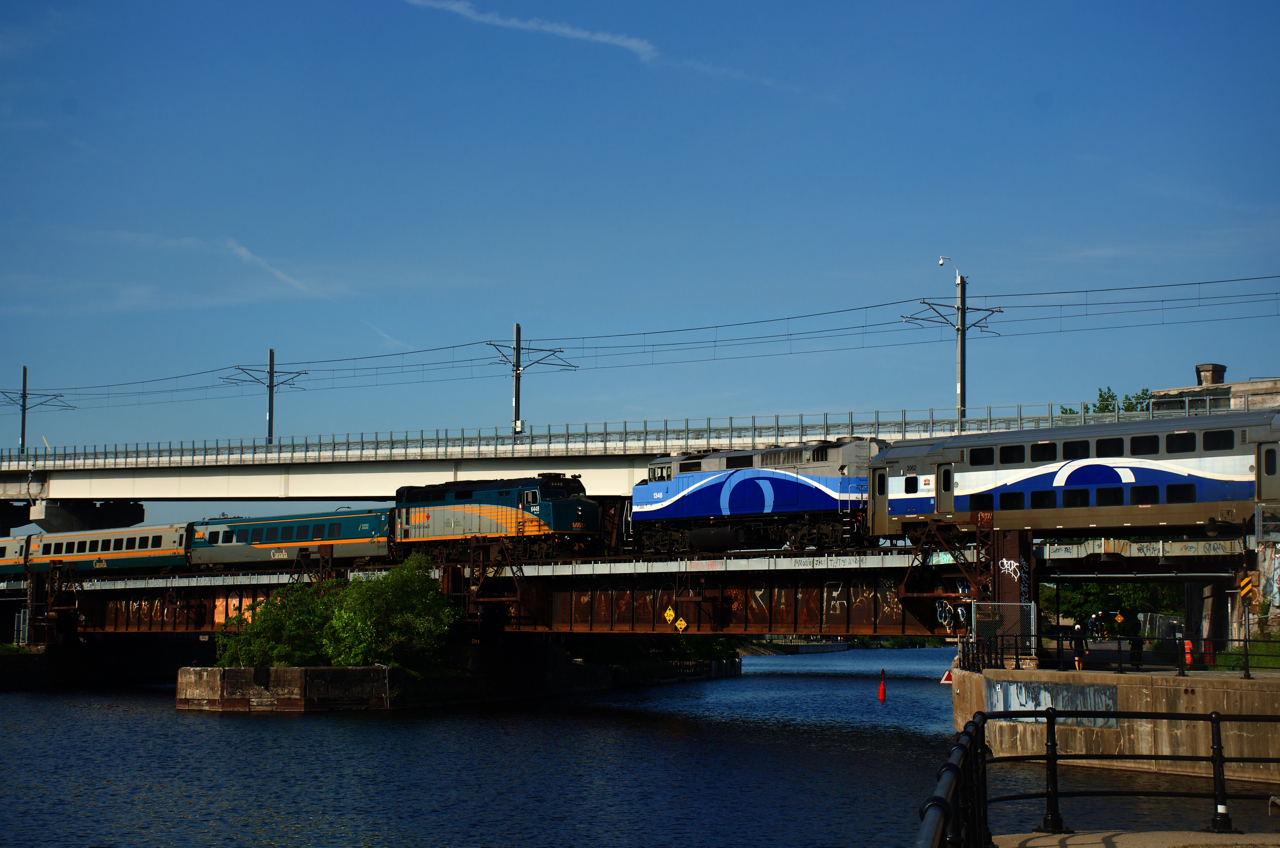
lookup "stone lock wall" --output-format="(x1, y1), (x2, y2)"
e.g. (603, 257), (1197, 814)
(952, 668), (1280, 783)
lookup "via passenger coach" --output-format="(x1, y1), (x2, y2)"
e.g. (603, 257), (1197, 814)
(869, 409), (1278, 539)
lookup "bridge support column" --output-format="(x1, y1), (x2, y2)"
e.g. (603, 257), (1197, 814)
(29, 499), (145, 533)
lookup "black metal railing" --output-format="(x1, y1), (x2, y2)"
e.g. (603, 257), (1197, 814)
(959, 633), (1280, 679)
(916, 709), (1280, 848)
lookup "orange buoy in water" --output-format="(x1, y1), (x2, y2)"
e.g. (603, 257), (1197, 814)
(878, 668), (886, 701)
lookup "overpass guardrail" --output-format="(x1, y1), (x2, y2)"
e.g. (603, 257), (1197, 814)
(0, 395), (1269, 473)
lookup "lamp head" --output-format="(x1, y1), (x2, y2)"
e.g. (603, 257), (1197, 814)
(939, 257), (945, 266)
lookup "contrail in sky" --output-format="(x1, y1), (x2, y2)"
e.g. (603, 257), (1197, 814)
(404, 0), (657, 62)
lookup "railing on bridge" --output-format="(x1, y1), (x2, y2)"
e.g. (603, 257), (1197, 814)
(916, 709), (1280, 848)
(0, 394), (1270, 472)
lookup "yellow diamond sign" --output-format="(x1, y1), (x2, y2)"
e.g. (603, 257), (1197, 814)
(1115, 614), (1124, 624)
(675, 617), (687, 632)
(664, 606), (675, 624)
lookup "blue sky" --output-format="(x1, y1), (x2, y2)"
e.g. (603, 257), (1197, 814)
(3, 1), (1278, 451)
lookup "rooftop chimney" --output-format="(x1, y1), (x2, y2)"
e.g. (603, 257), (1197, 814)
(1196, 363), (1226, 386)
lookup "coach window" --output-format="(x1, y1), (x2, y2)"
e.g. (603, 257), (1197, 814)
(42, 543), (51, 555)
(1063, 489), (1089, 508)
(1130, 435), (1159, 456)
(138, 537), (149, 549)
(151, 535), (162, 548)
(265, 528), (279, 543)
(875, 472), (886, 496)
(1063, 440), (1090, 460)
(1030, 442), (1057, 462)
(940, 468), (952, 492)
(126, 537), (137, 550)
(235, 529), (249, 544)
(114, 538), (125, 551)
(1203, 430), (1234, 451)
(904, 476), (918, 494)
(1267, 448), (1277, 477)
(1166, 484), (1197, 503)
(1131, 485), (1159, 505)
(999, 492), (1025, 510)
(78, 541), (88, 553)
(1166, 432), (1196, 454)
(1030, 490), (1056, 509)
(250, 529), (264, 544)
(968, 493), (993, 511)
(1096, 487), (1123, 507)
(53, 542), (63, 555)
(295, 526), (309, 540)
(329, 523), (342, 538)
(1097, 438), (1124, 458)
(969, 447), (994, 466)
(1000, 445), (1025, 465)
(280, 526), (294, 541)
(89, 540), (99, 553)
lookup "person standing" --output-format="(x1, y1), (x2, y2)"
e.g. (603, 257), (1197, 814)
(1071, 624), (1088, 671)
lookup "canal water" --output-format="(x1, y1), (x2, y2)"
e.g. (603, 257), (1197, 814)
(3, 647), (1278, 847)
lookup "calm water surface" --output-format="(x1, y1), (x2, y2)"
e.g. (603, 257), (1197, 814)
(3, 647), (1278, 847)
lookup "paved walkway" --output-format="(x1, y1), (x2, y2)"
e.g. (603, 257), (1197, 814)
(996, 831), (1280, 847)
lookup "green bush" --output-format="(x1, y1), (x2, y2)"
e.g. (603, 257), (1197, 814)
(216, 554), (460, 674)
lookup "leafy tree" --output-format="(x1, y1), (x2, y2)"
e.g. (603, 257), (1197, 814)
(1048, 581), (1183, 637)
(216, 580), (343, 667)
(321, 554), (461, 673)
(1061, 386), (1150, 416)
(216, 554), (461, 673)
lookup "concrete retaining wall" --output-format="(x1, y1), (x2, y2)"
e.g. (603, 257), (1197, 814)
(952, 668), (1280, 783)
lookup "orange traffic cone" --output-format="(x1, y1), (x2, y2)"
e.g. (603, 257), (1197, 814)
(878, 668), (886, 701)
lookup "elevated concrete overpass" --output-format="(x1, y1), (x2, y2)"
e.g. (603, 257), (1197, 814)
(0, 401), (1265, 531)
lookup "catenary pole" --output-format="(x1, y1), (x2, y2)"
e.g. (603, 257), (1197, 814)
(513, 323), (522, 434)
(20, 366), (27, 455)
(267, 348), (275, 445)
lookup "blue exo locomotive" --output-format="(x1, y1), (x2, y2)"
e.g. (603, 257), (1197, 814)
(631, 437), (885, 553)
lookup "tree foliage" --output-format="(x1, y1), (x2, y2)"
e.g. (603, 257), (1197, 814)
(1060, 386), (1150, 416)
(1044, 581), (1184, 637)
(216, 554), (460, 673)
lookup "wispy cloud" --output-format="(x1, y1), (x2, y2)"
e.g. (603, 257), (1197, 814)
(405, 0), (817, 96)
(367, 322), (411, 349)
(405, 0), (657, 61)
(225, 239), (324, 298)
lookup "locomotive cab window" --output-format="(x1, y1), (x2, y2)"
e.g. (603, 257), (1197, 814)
(1030, 443), (1057, 462)
(1203, 430), (1234, 451)
(1063, 440), (1090, 460)
(1130, 435), (1159, 456)
(1096, 438), (1124, 458)
(1000, 445), (1025, 464)
(903, 476), (918, 494)
(1166, 432), (1196, 454)
(969, 447), (994, 467)
(522, 490), (540, 506)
